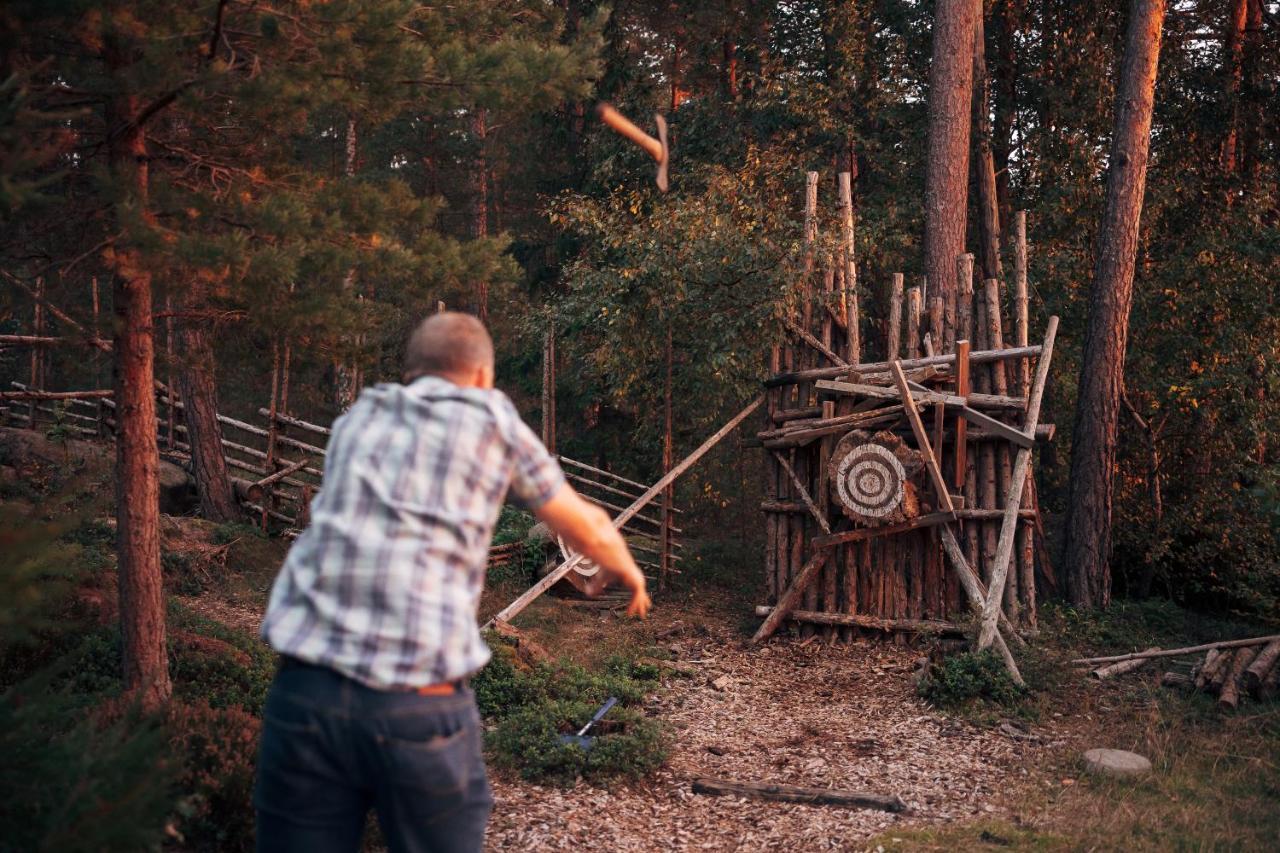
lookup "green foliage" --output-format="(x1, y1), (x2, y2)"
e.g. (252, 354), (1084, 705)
(211, 522), (266, 546)
(487, 698), (666, 786)
(473, 639), (667, 785)
(919, 650), (1027, 710)
(166, 701), (261, 853)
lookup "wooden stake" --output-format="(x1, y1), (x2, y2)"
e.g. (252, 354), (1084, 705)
(887, 273), (904, 361)
(906, 287), (922, 357)
(838, 171), (860, 364)
(954, 340), (970, 487)
(977, 317), (1058, 649)
(754, 549), (829, 641)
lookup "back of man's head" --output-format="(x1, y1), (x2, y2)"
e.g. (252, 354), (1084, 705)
(403, 312), (495, 384)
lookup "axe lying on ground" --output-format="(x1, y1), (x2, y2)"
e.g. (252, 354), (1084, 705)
(595, 102), (669, 192)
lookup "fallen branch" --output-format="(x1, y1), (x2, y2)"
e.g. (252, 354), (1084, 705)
(1071, 634), (1280, 666)
(753, 606), (962, 634)
(1090, 647), (1159, 680)
(690, 777), (905, 813)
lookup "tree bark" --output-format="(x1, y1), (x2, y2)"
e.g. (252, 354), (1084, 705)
(471, 108), (489, 324)
(972, 10), (1003, 283)
(990, 0), (1018, 221)
(104, 71), (171, 711)
(334, 116), (359, 411)
(1220, 0), (1249, 178)
(1063, 0), (1165, 610)
(176, 305), (239, 523)
(923, 0), (980, 308)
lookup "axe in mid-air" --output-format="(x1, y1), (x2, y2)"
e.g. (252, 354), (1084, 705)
(595, 102), (669, 192)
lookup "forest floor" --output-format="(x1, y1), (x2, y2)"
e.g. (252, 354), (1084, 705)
(4, 429), (1275, 850)
(176, 529), (1280, 852)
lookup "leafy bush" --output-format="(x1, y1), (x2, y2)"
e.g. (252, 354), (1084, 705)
(488, 698), (666, 786)
(919, 650), (1027, 710)
(167, 700), (261, 852)
(168, 604), (275, 712)
(473, 638), (667, 785)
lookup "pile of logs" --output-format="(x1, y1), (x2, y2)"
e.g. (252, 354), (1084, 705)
(1076, 635), (1280, 711)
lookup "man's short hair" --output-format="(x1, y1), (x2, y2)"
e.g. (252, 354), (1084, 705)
(403, 312), (494, 383)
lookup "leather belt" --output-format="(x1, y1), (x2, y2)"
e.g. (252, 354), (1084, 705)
(279, 656), (463, 695)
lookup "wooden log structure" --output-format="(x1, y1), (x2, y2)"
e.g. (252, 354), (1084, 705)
(755, 189), (1054, 653)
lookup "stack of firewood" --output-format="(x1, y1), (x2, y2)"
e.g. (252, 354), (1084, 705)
(1075, 635), (1280, 711)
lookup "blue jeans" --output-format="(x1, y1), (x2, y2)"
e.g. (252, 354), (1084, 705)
(253, 660), (493, 853)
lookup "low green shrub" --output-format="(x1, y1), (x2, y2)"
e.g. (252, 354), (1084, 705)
(473, 638), (667, 785)
(167, 700), (261, 852)
(919, 649), (1027, 709)
(211, 521), (266, 546)
(487, 698), (666, 786)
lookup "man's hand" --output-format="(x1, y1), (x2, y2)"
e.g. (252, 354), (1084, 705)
(534, 484), (651, 619)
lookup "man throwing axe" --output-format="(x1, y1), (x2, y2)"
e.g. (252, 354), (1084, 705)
(254, 312), (650, 853)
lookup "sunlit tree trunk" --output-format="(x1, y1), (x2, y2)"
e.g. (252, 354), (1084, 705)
(472, 109), (489, 324)
(1064, 0), (1166, 610)
(972, 8), (1003, 282)
(104, 47), (171, 711)
(924, 0), (980, 305)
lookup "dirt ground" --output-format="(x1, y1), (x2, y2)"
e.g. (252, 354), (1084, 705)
(480, 597), (1062, 852)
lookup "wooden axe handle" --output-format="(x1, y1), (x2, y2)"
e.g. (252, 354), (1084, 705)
(596, 103), (665, 163)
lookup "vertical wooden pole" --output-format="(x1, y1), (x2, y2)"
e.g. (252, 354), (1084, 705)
(765, 344), (780, 602)
(92, 277), (104, 434)
(1014, 211), (1036, 628)
(822, 258), (835, 351)
(819, 399), (837, 639)
(30, 278), (43, 427)
(887, 273), (904, 361)
(956, 254), (975, 344)
(661, 324), (673, 592)
(802, 172), (819, 331)
(264, 340), (281, 533)
(974, 284), (997, 585)
(906, 287), (922, 357)
(984, 277), (1018, 621)
(928, 296), (944, 358)
(838, 171), (860, 364)
(954, 339), (971, 487)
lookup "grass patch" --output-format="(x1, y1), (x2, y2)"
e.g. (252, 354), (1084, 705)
(473, 639), (668, 786)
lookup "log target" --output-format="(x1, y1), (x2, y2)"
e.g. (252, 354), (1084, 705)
(828, 430), (924, 524)
(836, 443), (906, 518)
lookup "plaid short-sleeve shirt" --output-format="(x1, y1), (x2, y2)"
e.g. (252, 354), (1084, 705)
(260, 376), (565, 689)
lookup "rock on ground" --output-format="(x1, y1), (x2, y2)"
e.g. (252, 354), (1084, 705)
(1082, 748), (1152, 780)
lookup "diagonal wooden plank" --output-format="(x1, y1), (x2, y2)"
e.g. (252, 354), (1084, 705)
(752, 549), (830, 642)
(772, 450), (831, 535)
(890, 361), (955, 515)
(977, 317), (1059, 650)
(810, 512), (953, 549)
(785, 319), (847, 368)
(960, 405), (1034, 449)
(937, 525), (1026, 684)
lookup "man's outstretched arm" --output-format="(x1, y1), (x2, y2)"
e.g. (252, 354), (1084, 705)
(533, 484), (651, 617)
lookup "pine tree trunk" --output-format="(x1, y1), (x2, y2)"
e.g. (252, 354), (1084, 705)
(990, 0), (1018, 222)
(1220, 0), (1248, 177)
(1063, 0), (1166, 610)
(923, 0), (980, 306)
(472, 109), (489, 324)
(176, 307), (239, 522)
(334, 116), (359, 411)
(104, 79), (171, 711)
(972, 9), (1003, 283)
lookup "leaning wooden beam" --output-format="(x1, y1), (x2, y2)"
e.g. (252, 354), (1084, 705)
(752, 550), (829, 641)
(891, 361), (954, 515)
(960, 406), (1035, 449)
(258, 407), (331, 437)
(0, 388), (113, 400)
(772, 451), (831, 535)
(691, 777), (906, 813)
(1071, 634), (1280, 666)
(2, 272), (113, 353)
(976, 316), (1059, 650)
(753, 606), (962, 634)
(485, 396), (764, 630)
(785, 319), (847, 368)
(937, 524), (1028, 681)
(764, 344), (1042, 387)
